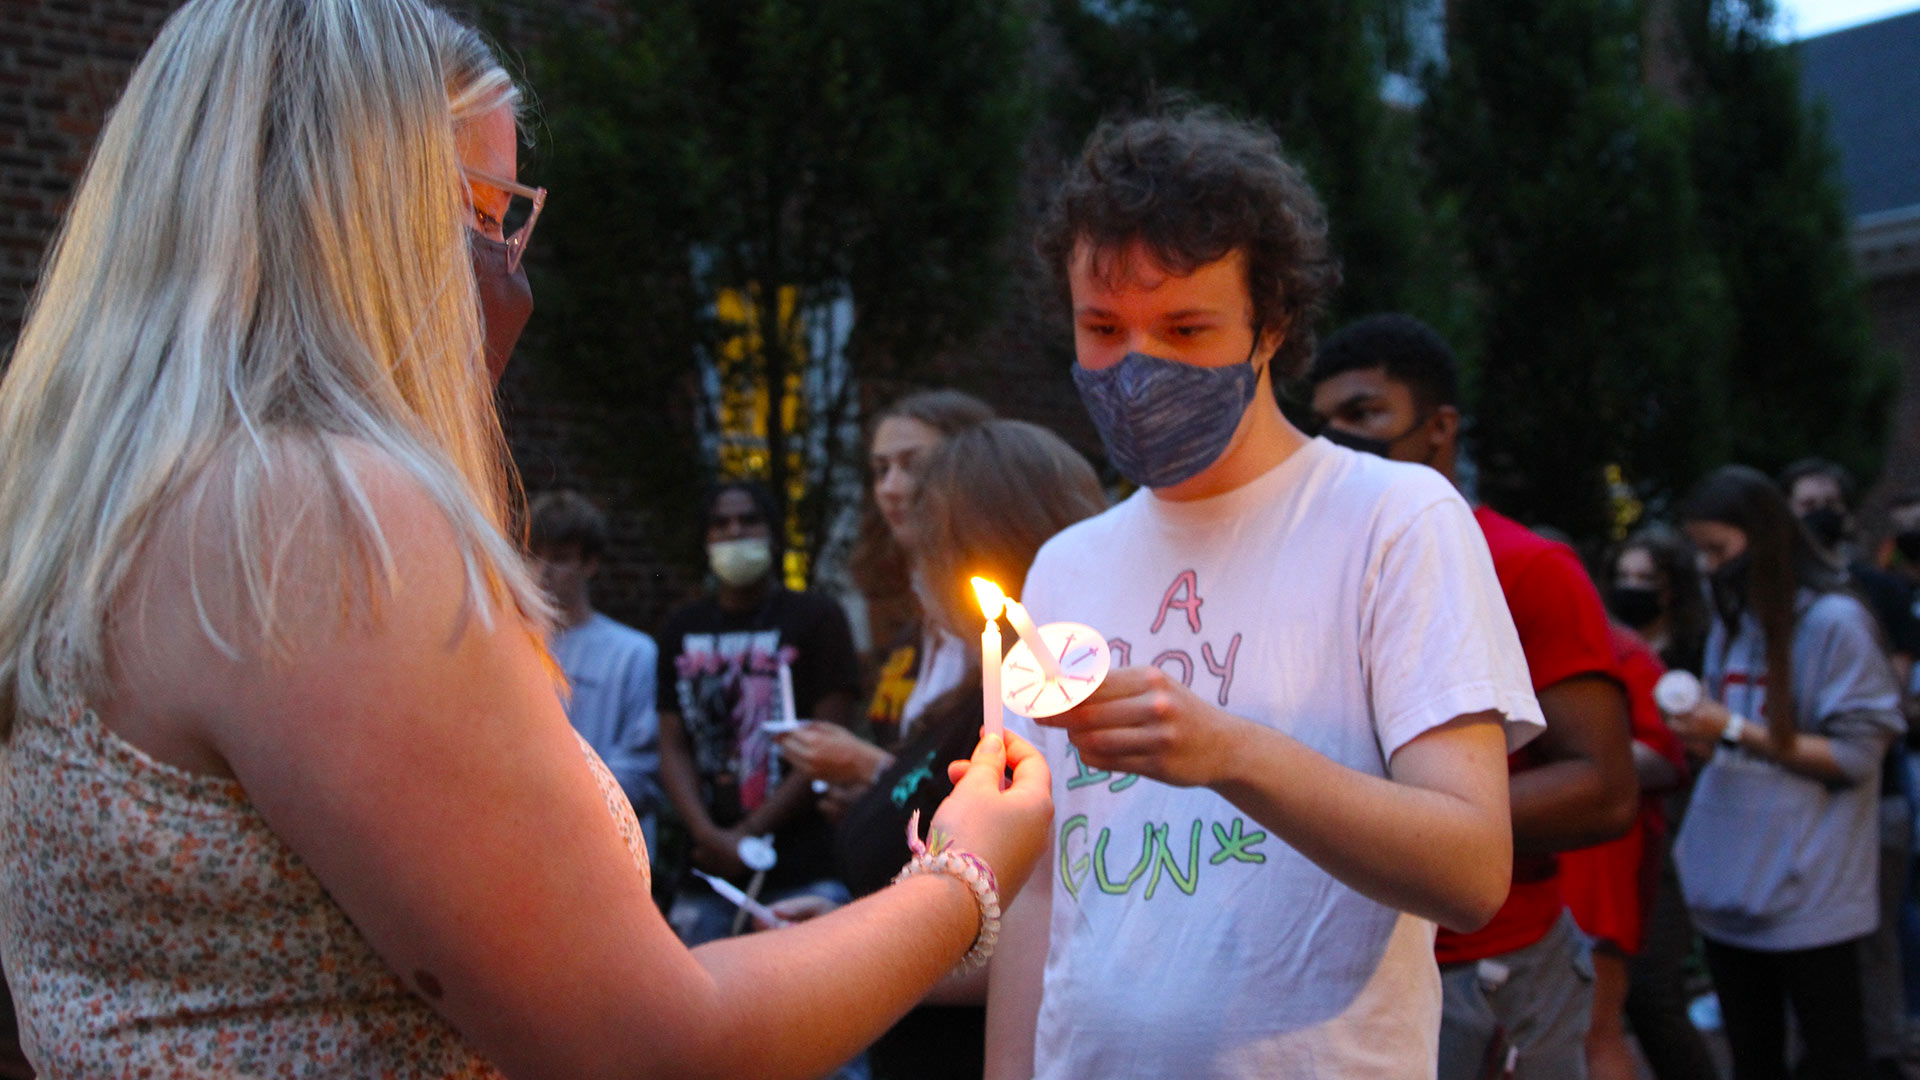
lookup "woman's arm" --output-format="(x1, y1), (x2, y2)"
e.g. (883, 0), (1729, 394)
(159, 458), (1050, 1080)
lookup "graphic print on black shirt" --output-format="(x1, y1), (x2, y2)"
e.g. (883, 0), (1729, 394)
(672, 629), (792, 825)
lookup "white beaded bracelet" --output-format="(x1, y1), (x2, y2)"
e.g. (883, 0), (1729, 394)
(894, 810), (1001, 973)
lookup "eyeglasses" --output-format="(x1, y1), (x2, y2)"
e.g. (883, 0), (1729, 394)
(462, 167), (547, 273)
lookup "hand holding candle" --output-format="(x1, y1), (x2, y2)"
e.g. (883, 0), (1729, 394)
(970, 575), (1112, 722)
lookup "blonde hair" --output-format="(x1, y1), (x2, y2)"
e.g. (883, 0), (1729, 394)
(0, 0), (544, 730)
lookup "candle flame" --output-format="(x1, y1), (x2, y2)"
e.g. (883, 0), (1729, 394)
(971, 576), (1005, 620)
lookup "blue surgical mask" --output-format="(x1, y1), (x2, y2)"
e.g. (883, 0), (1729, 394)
(1071, 347), (1260, 489)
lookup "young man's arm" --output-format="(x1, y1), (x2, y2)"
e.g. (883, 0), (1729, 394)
(1043, 672), (1513, 931)
(1509, 673), (1639, 853)
(1499, 544), (1640, 853)
(985, 839), (1052, 1080)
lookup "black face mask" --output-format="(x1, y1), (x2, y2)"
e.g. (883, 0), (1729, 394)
(1799, 507), (1846, 550)
(1320, 425), (1393, 457)
(1710, 552), (1750, 629)
(1606, 584), (1663, 630)
(1320, 412), (1432, 462)
(1897, 530), (1920, 565)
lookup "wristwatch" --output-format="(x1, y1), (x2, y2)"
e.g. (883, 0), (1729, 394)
(1720, 712), (1747, 749)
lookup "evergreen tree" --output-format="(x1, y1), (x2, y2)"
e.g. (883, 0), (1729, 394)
(1425, 0), (1732, 536)
(507, 0), (1033, 576)
(1677, 0), (1893, 481)
(1045, 0), (1460, 343)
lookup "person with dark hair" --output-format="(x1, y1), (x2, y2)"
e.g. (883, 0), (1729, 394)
(529, 490), (661, 849)
(655, 481), (866, 948)
(776, 420), (1109, 1080)
(990, 109), (1541, 1079)
(1782, 458), (1920, 670)
(1669, 465), (1904, 1080)
(1780, 459), (1920, 1078)
(1310, 312), (1639, 1080)
(1607, 525), (1711, 677)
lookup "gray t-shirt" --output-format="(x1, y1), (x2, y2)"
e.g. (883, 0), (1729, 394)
(551, 612), (660, 845)
(1676, 590), (1903, 950)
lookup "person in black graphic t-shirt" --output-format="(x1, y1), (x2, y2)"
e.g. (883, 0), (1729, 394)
(657, 481), (862, 945)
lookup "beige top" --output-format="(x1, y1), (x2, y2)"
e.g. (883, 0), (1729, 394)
(0, 707), (650, 1077)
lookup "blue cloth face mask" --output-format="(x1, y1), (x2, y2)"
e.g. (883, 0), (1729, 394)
(1071, 346), (1261, 489)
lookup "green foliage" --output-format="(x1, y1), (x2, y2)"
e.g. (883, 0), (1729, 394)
(1045, 0), (1463, 339)
(1426, 0), (1734, 535)
(505, 0), (1033, 571)
(1677, 0), (1895, 482)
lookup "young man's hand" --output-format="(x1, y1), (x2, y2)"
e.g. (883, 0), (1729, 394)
(1037, 666), (1245, 787)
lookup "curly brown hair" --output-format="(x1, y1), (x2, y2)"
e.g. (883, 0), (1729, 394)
(1036, 105), (1342, 381)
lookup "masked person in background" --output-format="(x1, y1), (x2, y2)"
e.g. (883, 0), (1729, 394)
(1311, 312), (1639, 1080)
(1607, 525), (1712, 678)
(1779, 458), (1920, 1079)
(1669, 465), (1905, 1080)
(656, 482), (865, 949)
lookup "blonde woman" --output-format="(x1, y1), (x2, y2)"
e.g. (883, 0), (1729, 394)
(0, 1), (1050, 1077)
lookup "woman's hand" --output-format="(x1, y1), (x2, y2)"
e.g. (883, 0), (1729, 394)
(777, 722), (891, 786)
(1666, 698), (1732, 759)
(929, 732), (1052, 901)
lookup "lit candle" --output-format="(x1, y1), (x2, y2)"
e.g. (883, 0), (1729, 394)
(1001, 597), (1061, 681)
(972, 577), (1006, 743)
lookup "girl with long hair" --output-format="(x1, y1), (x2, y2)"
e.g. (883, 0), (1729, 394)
(0, 1), (1049, 1075)
(780, 419), (1107, 1080)
(781, 390), (992, 792)
(1669, 465), (1903, 1080)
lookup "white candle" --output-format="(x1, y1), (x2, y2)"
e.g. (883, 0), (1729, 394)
(777, 660), (798, 726)
(1002, 598), (1061, 681)
(972, 578), (1007, 742)
(982, 619), (1003, 742)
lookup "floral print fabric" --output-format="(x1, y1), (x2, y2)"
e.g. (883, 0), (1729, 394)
(0, 707), (649, 1077)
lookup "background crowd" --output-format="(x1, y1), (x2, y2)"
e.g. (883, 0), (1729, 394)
(543, 358), (1920, 1080)
(0, 0), (1915, 1078)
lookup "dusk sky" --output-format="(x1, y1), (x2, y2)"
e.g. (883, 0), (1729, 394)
(1778, 0), (1920, 37)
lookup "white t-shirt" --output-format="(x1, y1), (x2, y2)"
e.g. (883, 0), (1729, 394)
(1007, 438), (1542, 1079)
(899, 627), (968, 739)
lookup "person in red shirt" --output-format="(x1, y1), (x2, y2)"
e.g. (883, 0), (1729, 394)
(1311, 313), (1638, 1080)
(1558, 625), (1689, 1080)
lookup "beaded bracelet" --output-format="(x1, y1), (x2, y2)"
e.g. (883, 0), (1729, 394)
(893, 810), (1001, 973)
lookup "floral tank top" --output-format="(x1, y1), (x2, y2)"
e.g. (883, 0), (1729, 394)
(0, 707), (650, 1077)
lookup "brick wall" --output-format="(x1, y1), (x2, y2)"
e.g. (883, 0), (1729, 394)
(0, 0), (699, 637)
(1, 0), (177, 344)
